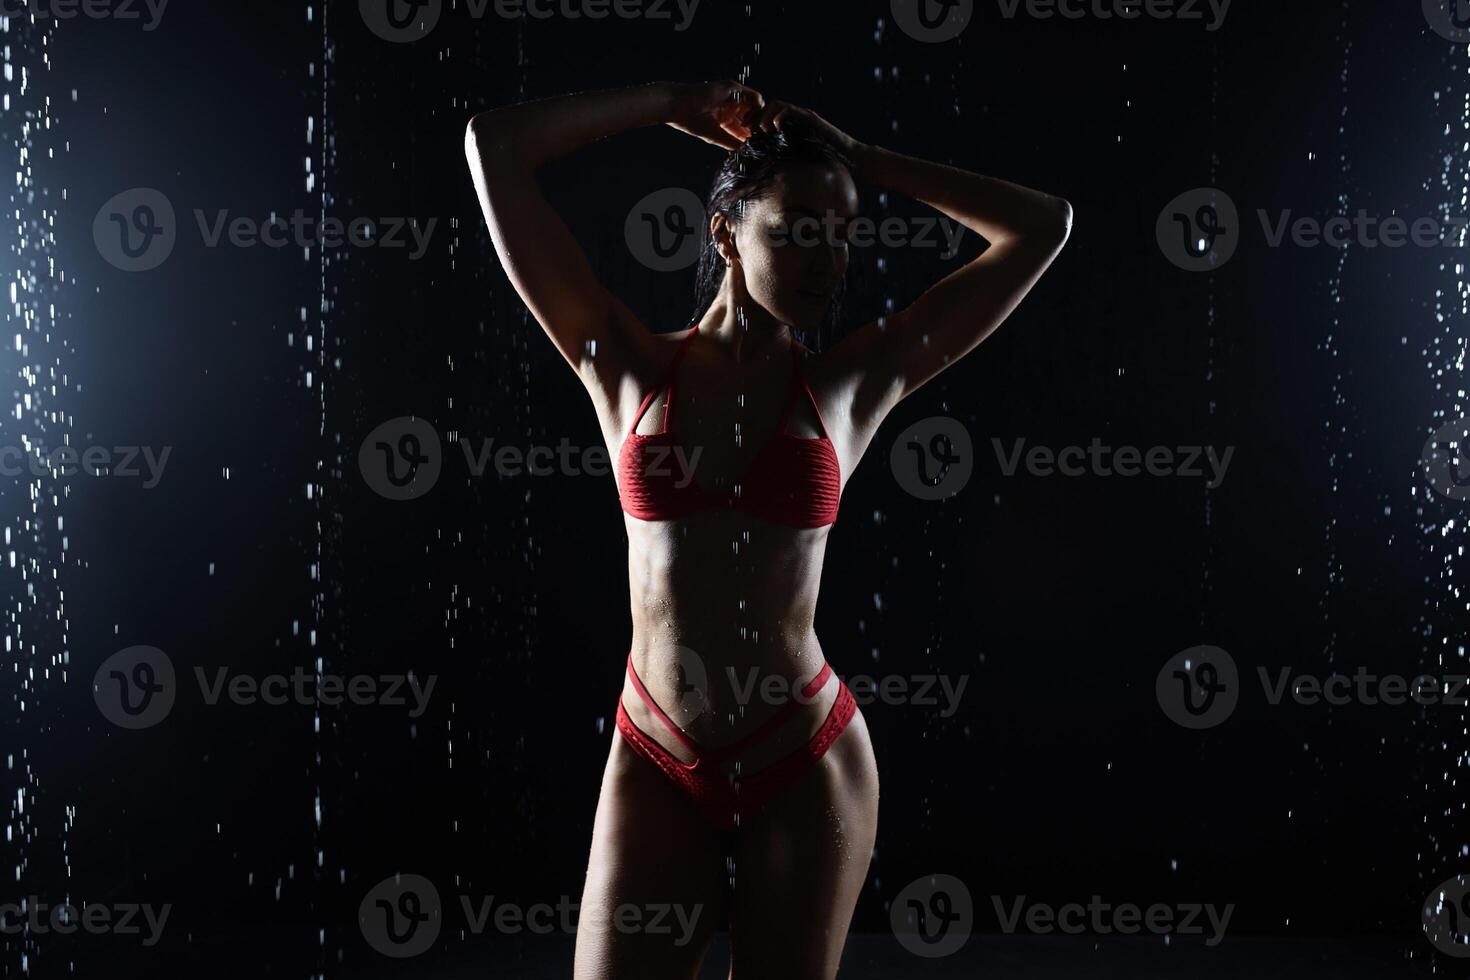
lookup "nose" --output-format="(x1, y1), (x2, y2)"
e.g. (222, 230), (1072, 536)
(807, 240), (843, 279)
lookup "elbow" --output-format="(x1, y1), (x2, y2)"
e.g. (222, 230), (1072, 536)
(464, 111), (519, 172)
(1043, 197), (1073, 249)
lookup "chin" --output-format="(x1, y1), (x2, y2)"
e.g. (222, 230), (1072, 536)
(776, 300), (830, 331)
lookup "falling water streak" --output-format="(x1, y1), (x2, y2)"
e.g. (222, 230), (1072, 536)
(308, 1), (335, 975)
(722, 0), (764, 884)
(1, 12), (71, 975)
(1318, 9), (1354, 688)
(1294, 17), (1358, 888)
(1420, 34), (1470, 975)
(1198, 40), (1219, 628)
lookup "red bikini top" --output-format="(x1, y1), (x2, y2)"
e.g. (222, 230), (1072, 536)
(617, 326), (841, 528)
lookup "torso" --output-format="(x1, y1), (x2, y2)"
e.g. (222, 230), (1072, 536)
(587, 323), (873, 768)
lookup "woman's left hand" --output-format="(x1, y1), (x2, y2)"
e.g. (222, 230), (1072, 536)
(745, 99), (860, 156)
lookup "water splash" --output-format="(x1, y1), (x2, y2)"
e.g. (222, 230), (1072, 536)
(1, 11), (75, 977)
(1419, 32), (1470, 975)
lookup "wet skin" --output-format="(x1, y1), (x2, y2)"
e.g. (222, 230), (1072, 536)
(575, 166), (884, 979)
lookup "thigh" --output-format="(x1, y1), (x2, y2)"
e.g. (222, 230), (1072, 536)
(729, 708), (880, 980)
(574, 732), (729, 980)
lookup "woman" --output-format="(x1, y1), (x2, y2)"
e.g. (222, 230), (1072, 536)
(464, 80), (1071, 979)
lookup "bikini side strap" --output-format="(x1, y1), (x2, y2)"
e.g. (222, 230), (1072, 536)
(785, 341), (832, 439)
(627, 326), (699, 437)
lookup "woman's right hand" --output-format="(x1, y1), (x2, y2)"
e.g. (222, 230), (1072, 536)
(665, 80), (764, 150)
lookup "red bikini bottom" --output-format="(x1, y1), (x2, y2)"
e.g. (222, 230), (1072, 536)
(613, 652), (858, 832)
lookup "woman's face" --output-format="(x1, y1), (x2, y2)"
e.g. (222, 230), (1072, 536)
(728, 163), (858, 329)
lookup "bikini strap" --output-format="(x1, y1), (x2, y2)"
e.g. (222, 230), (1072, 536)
(624, 654), (837, 766)
(624, 653), (704, 757)
(777, 340), (832, 439)
(627, 326), (700, 437)
(702, 662), (834, 764)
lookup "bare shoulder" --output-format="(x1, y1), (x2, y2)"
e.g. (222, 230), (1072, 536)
(582, 297), (694, 431)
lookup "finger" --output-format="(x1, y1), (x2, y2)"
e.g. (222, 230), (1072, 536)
(696, 119), (743, 150)
(722, 81), (764, 114)
(751, 100), (785, 134)
(721, 118), (753, 143)
(723, 92), (763, 132)
(707, 128), (743, 150)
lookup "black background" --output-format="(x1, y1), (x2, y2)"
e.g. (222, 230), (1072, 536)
(1, 0), (1467, 976)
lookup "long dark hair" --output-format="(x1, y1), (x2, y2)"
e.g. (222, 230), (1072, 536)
(689, 126), (852, 349)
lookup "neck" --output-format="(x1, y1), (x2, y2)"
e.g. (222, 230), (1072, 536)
(699, 283), (793, 365)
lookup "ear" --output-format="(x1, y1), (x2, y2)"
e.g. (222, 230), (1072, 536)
(709, 211), (738, 265)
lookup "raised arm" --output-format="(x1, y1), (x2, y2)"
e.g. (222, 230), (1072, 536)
(463, 81), (760, 382)
(744, 103), (1072, 429)
(848, 145), (1072, 416)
